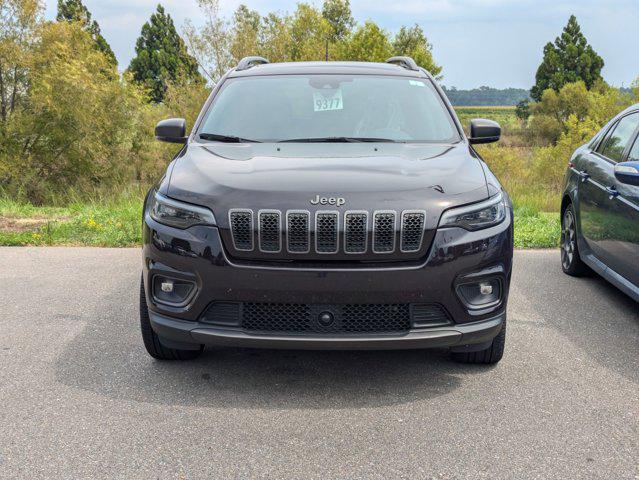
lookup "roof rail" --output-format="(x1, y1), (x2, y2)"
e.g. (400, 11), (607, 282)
(236, 56), (269, 71)
(386, 56), (419, 72)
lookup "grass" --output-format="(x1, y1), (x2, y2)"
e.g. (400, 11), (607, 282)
(0, 196), (141, 247)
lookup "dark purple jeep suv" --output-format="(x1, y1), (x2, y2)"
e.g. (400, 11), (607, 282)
(140, 57), (513, 364)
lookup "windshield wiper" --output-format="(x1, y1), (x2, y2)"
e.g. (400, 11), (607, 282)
(199, 133), (261, 143)
(278, 137), (399, 143)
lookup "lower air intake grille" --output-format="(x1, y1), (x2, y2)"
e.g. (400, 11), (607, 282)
(201, 302), (454, 334)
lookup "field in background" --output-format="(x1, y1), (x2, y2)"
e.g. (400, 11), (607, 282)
(0, 106), (561, 248)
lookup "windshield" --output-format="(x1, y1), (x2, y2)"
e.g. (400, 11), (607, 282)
(198, 75), (459, 143)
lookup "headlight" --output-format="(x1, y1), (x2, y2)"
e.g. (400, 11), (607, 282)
(439, 193), (506, 231)
(150, 191), (216, 229)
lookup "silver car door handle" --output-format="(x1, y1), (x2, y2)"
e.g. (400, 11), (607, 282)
(605, 186), (619, 198)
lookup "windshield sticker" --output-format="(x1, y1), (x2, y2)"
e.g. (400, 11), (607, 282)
(409, 80), (425, 87)
(313, 89), (343, 112)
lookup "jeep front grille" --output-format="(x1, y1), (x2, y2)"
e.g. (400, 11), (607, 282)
(228, 209), (426, 255)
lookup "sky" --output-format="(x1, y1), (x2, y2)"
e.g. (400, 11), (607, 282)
(43, 0), (639, 89)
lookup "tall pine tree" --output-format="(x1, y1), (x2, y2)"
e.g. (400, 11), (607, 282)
(128, 4), (202, 103)
(531, 15), (604, 101)
(57, 0), (117, 66)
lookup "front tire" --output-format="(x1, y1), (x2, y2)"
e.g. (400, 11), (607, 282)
(561, 204), (590, 277)
(452, 320), (506, 364)
(139, 276), (203, 360)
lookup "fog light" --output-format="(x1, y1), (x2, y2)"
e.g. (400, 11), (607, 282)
(152, 275), (195, 306)
(457, 278), (501, 309)
(479, 283), (493, 295)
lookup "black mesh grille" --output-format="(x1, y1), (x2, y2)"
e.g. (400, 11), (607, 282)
(259, 211), (281, 252)
(345, 212), (367, 253)
(341, 304), (410, 332)
(242, 303), (311, 332)
(240, 303), (419, 333)
(229, 210), (253, 251)
(373, 212), (396, 253)
(203, 302), (451, 334)
(401, 212), (425, 252)
(316, 212), (338, 253)
(287, 212), (310, 253)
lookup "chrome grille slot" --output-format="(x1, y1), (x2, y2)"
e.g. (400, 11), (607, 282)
(373, 211), (396, 253)
(286, 211), (310, 253)
(344, 212), (368, 254)
(401, 211), (426, 252)
(258, 211), (281, 252)
(316, 212), (339, 253)
(229, 209), (253, 251)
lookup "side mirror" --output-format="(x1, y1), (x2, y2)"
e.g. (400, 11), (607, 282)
(469, 119), (501, 145)
(155, 118), (187, 144)
(614, 161), (639, 186)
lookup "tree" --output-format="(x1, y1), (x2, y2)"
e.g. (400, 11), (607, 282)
(288, 3), (330, 61)
(340, 21), (393, 63)
(183, 0), (232, 83)
(0, 0), (41, 123)
(129, 4), (202, 102)
(528, 81), (632, 144)
(5, 21), (143, 201)
(229, 5), (261, 62)
(530, 15), (604, 101)
(56, 0), (116, 66)
(393, 24), (441, 78)
(322, 0), (353, 59)
(515, 99), (531, 121)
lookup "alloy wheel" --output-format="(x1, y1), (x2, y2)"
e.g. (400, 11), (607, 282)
(561, 209), (576, 270)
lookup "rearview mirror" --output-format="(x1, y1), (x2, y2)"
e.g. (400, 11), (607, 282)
(614, 161), (639, 186)
(469, 119), (501, 145)
(155, 118), (187, 144)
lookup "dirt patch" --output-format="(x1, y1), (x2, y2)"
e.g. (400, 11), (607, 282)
(0, 216), (69, 233)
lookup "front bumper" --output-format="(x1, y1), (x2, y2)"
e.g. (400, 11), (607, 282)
(150, 310), (505, 351)
(142, 207), (513, 351)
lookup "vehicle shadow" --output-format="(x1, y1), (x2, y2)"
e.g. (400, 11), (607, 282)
(53, 278), (481, 409)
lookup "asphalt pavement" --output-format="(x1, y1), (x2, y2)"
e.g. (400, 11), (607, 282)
(0, 248), (637, 479)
